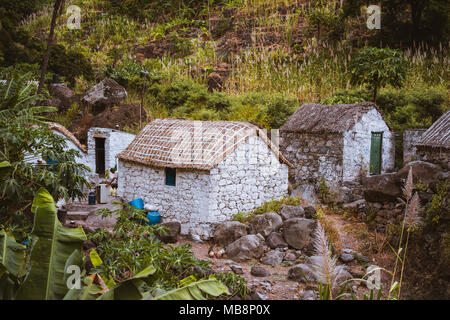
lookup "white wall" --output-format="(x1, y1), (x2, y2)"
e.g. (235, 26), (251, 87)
(343, 109), (395, 182)
(87, 128), (135, 174)
(118, 135), (289, 239)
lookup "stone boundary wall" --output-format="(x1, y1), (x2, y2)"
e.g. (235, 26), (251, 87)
(403, 129), (426, 165)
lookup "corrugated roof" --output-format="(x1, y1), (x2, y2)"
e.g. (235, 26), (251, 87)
(415, 111), (450, 149)
(46, 122), (87, 153)
(280, 102), (386, 133)
(117, 119), (292, 170)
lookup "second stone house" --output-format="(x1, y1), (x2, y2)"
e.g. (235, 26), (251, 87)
(279, 102), (395, 203)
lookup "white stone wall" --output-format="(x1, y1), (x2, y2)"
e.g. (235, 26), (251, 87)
(118, 161), (212, 236)
(87, 128), (135, 173)
(209, 135), (289, 226)
(118, 135), (289, 239)
(343, 109), (395, 182)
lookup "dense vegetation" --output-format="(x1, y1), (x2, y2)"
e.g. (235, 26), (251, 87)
(0, 0), (449, 300)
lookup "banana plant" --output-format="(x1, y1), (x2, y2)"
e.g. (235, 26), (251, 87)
(0, 230), (27, 299)
(1, 187), (87, 300)
(149, 278), (230, 300)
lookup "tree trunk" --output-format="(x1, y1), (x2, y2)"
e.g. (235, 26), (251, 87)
(37, 0), (64, 94)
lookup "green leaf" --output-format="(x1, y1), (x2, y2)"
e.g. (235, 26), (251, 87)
(15, 188), (87, 300)
(89, 249), (103, 268)
(98, 265), (157, 300)
(152, 279), (230, 300)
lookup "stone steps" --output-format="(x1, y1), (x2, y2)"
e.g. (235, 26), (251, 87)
(67, 211), (90, 221)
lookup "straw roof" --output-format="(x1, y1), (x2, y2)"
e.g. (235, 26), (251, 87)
(415, 111), (450, 149)
(280, 102), (385, 133)
(46, 122), (87, 153)
(117, 119), (292, 170)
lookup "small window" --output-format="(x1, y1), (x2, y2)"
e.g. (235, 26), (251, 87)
(165, 167), (176, 186)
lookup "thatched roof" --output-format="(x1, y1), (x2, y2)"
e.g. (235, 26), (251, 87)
(47, 122), (87, 153)
(117, 119), (292, 170)
(415, 111), (450, 149)
(280, 102), (385, 133)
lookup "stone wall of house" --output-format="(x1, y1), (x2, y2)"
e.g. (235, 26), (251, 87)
(118, 135), (289, 239)
(343, 108), (395, 182)
(279, 132), (344, 186)
(203, 135), (290, 237)
(87, 127), (135, 174)
(416, 147), (450, 171)
(403, 129), (426, 165)
(118, 161), (212, 236)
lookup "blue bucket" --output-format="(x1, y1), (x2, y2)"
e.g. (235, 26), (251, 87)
(129, 198), (144, 210)
(146, 211), (161, 226)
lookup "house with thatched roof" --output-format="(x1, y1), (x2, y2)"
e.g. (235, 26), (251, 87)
(279, 102), (395, 203)
(414, 110), (450, 171)
(116, 119), (292, 239)
(26, 122), (89, 169)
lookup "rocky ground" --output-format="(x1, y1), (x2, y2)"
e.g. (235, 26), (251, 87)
(66, 193), (396, 300)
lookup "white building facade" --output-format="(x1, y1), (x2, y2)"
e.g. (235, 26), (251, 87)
(117, 119), (291, 239)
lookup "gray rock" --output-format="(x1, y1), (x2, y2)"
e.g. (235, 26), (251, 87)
(251, 266), (270, 277)
(334, 266), (353, 286)
(292, 184), (318, 205)
(280, 205), (305, 221)
(288, 264), (316, 282)
(251, 291), (267, 300)
(282, 218), (317, 252)
(82, 78), (127, 107)
(156, 221), (181, 243)
(340, 253), (355, 263)
(362, 172), (401, 202)
(259, 281), (271, 291)
(230, 264), (244, 275)
(284, 252), (297, 261)
(262, 250), (284, 266)
(303, 206), (316, 219)
(266, 232), (288, 249)
(214, 221), (248, 246)
(397, 160), (445, 191)
(225, 234), (265, 262)
(300, 290), (315, 300)
(250, 212), (283, 238)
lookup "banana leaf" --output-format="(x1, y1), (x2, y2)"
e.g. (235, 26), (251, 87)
(0, 230), (27, 299)
(0, 161), (11, 179)
(15, 188), (87, 300)
(151, 279), (230, 300)
(98, 265), (156, 300)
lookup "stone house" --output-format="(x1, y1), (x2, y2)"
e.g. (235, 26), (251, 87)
(403, 129), (426, 165)
(279, 102), (395, 203)
(87, 127), (136, 177)
(415, 110), (450, 171)
(26, 122), (89, 169)
(116, 119), (292, 239)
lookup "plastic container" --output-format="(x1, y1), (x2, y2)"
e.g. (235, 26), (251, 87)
(88, 192), (96, 205)
(129, 198), (144, 210)
(57, 209), (67, 224)
(146, 211), (161, 226)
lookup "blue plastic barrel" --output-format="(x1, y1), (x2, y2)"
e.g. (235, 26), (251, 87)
(146, 211), (161, 226)
(88, 192), (96, 205)
(129, 198), (144, 210)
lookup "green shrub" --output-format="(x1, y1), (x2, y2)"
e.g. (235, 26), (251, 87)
(321, 89), (367, 105)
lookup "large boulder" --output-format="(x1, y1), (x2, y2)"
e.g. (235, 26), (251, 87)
(82, 78), (127, 108)
(214, 221), (248, 246)
(156, 222), (181, 243)
(266, 232), (288, 249)
(280, 205), (305, 221)
(261, 250), (284, 266)
(288, 264), (316, 282)
(282, 218), (317, 252)
(49, 83), (77, 109)
(396, 161), (445, 191)
(250, 212), (283, 238)
(362, 173), (401, 202)
(225, 234), (265, 262)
